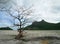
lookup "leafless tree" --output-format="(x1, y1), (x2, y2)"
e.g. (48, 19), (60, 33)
(0, 5), (34, 39)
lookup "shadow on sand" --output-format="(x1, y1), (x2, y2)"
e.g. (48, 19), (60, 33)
(19, 36), (60, 42)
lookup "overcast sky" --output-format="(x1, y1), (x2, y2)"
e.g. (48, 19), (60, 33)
(0, 0), (60, 30)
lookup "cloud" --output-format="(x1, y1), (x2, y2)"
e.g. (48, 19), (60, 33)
(28, 0), (60, 23)
(0, 0), (60, 30)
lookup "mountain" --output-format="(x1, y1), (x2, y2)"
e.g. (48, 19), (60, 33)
(0, 27), (13, 30)
(25, 20), (60, 30)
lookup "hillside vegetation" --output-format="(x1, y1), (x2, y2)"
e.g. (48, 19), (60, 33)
(0, 27), (13, 30)
(25, 20), (60, 30)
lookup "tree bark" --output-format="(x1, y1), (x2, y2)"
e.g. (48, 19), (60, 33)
(15, 17), (24, 39)
(15, 29), (24, 40)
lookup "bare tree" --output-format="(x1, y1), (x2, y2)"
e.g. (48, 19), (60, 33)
(0, 5), (34, 39)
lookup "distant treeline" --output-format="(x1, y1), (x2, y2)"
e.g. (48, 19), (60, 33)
(24, 20), (60, 30)
(0, 27), (13, 30)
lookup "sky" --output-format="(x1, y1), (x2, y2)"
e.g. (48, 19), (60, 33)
(0, 0), (60, 30)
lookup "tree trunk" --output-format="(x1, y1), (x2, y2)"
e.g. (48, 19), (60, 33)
(15, 19), (24, 39)
(15, 29), (24, 40)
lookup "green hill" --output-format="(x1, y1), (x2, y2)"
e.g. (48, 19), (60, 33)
(25, 20), (60, 30)
(0, 27), (13, 30)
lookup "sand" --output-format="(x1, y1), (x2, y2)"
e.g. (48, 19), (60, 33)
(0, 30), (60, 44)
